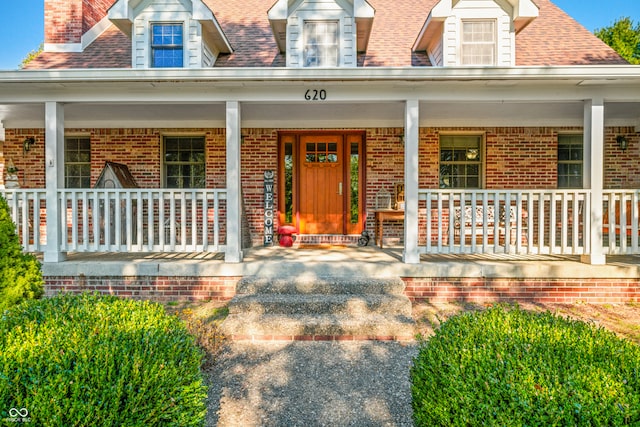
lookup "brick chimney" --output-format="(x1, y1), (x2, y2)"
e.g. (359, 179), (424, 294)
(45, 0), (113, 45)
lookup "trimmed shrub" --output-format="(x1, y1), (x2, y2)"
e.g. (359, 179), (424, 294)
(0, 195), (43, 310)
(0, 293), (207, 426)
(411, 304), (640, 426)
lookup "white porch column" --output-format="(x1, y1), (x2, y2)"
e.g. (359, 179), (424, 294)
(581, 98), (606, 265)
(44, 102), (66, 262)
(225, 101), (243, 263)
(403, 99), (420, 264)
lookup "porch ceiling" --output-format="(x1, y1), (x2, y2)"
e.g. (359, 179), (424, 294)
(0, 100), (639, 129)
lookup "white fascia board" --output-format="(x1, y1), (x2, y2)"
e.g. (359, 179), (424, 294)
(508, 0), (539, 20)
(354, 0), (375, 18)
(267, 0), (288, 20)
(2, 66), (640, 84)
(412, 0), (449, 52)
(82, 16), (113, 50)
(193, 0), (233, 53)
(44, 43), (83, 53)
(107, 0), (135, 36)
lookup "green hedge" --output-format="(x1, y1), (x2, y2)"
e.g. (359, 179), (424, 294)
(0, 293), (207, 426)
(0, 194), (43, 310)
(411, 304), (640, 426)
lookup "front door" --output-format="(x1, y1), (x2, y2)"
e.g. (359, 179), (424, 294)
(299, 135), (344, 234)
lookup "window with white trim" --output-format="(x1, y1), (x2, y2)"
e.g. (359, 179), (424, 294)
(557, 134), (583, 189)
(439, 135), (483, 188)
(151, 23), (184, 68)
(303, 21), (339, 67)
(64, 137), (91, 188)
(163, 136), (205, 188)
(461, 20), (496, 66)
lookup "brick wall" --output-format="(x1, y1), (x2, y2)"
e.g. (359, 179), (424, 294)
(403, 277), (640, 304)
(605, 127), (640, 188)
(1, 129), (47, 188)
(45, 0), (113, 44)
(366, 128), (405, 244)
(46, 275), (240, 302)
(43, 275), (640, 304)
(82, 0), (113, 33)
(240, 129), (280, 246)
(45, 0), (84, 44)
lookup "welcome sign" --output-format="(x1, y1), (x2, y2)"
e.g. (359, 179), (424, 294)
(264, 170), (274, 245)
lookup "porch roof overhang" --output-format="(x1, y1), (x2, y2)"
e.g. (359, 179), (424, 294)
(1, 66), (640, 129)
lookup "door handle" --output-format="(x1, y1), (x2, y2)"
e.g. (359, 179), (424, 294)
(338, 182), (343, 196)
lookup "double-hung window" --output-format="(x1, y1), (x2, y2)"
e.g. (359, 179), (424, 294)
(461, 20), (496, 66)
(64, 137), (91, 188)
(303, 21), (339, 67)
(151, 23), (184, 68)
(164, 136), (206, 188)
(557, 134), (583, 188)
(439, 135), (483, 188)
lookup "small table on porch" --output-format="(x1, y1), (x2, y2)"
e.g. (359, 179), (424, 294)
(374, 209), (404, 248)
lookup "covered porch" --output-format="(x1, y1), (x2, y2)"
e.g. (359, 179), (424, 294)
(1, 67), (640, 266)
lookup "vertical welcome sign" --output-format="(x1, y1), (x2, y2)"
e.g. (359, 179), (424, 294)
(264, 170), (274, 245)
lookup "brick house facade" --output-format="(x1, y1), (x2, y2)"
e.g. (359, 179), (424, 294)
(0, 0), (640, 305)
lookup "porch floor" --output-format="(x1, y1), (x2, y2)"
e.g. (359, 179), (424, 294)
(42, 245), (640, 280)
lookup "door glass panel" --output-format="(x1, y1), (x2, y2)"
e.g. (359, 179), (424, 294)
(350, 142), (359, 224)
(284, 142), (294, 223)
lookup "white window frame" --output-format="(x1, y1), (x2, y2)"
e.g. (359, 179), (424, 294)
(460, 19), (496, 66)
(557, 134), (584, 189)
(303, 20), (339, 67)
(150, 22), (184, 68)
(162, 135), (206, 189)
(439, 134), (485, 189)
(64, 136), (91, 189)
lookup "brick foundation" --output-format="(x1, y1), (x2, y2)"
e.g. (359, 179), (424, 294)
(403, 277), (640, 304)
(44, 275), (640, 304)
(45, 276), (241, 302)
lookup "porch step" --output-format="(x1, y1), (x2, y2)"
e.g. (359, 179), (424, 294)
(220, 276), (415, 341)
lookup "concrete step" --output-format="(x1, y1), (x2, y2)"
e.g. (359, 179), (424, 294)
(229, 293), (412, 317)
(221, 275), (416, 341)
(236, 276), (406, 296)
(220, 313), (416, 341)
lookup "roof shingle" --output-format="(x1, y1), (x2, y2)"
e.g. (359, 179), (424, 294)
(24, 0), (626, 70)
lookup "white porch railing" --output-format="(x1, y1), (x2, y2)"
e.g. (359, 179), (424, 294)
(3, 188), (640, 258)
(418, 190), (590, 256)
(602, 190), (640, 255)
(1, 189), (48, 252)
(1, 189), (227, 253)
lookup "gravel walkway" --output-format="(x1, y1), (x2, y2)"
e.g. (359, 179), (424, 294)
(204, 341), (419, 426)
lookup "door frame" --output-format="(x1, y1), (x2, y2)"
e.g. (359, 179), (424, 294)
(277, 130), (366, 235)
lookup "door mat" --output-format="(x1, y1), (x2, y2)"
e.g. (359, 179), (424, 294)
(295, 244), (352, 250)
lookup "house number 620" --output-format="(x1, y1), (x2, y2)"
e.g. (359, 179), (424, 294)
(304, 89), (327, 101)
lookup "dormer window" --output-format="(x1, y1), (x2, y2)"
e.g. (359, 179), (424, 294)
(108, 0), (232, 69)
(304, 21), (339, 67)
(151, 23), (184, 68)
(267, 0), (375, 68)
(461, 20), (496, 66)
